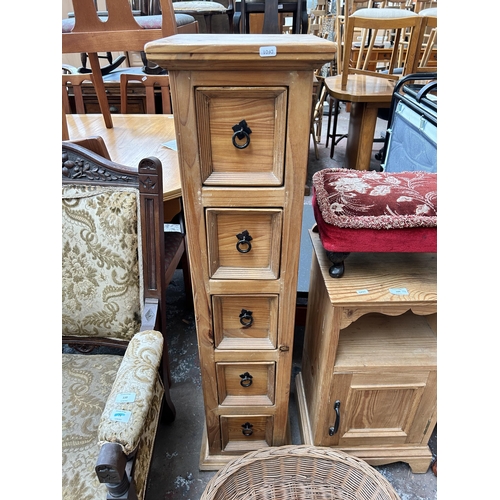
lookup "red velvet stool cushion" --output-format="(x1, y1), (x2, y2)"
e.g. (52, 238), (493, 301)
(312, 169), (437, 253)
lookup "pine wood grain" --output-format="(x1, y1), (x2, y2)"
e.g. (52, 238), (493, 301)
(65, 114), (181, 201)
(297, 232), (437, 473)
(152, 35), (337, 468)
(213, 294), (278, 350)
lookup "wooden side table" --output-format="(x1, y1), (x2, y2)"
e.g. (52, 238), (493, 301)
(146, 33), (336, 470)
(296, 230), (437, 473)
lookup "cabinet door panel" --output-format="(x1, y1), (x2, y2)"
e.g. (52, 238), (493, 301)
(330, 370), (435, 447)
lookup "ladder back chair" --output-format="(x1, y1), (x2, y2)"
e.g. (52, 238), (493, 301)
(62, 73), (93, 115)
(234, 0), (307, 34)
(324, 6), (424, 167)
(172, 0), (234, 33)
(120, 73), (172, 113)
(62, 0), (196, 135)
(415, 7), (437, 72)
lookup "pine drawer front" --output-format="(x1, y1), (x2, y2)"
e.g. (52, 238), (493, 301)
(221, 415), (274, 453)
(195, 87), (287, 186)
(206, 208), (283, 280)
(212, 294), (278, 350)
(217, 362), (276, 406)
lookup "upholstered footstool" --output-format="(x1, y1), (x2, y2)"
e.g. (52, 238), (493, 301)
(312, 168), (437, 278)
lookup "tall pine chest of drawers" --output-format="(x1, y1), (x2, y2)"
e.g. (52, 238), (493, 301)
(146, 34), (336, 469)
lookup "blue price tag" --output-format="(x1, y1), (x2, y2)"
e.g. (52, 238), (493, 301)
(389, 288), (409, 295)
(110, 410), (131, 423)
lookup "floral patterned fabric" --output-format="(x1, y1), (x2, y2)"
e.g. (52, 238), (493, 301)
(98, 330), (164, 454)
(62, 340), (164, 500)
(313, 169), (437, 230)
(62, 185), (143, 341)
(62, 182), (164, 499)
(62, 353), (121, 500)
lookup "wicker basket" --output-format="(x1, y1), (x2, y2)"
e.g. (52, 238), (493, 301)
(200, 445), (400, 500)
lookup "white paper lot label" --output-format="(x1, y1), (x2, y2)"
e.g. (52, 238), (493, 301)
(116, 393), (136, 403)
(260, 46), (277, 57)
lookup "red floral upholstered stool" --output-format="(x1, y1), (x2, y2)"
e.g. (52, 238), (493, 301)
(312, 168), (437, 278)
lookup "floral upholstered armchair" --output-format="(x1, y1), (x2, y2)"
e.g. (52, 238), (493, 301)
(62, 141), (175, 500)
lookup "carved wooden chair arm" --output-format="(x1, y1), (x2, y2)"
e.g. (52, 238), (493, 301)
(96, 442), (138, 500)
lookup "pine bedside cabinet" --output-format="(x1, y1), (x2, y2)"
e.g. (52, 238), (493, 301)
(296, 229), (437, 473)
(146, 34), (336, 469)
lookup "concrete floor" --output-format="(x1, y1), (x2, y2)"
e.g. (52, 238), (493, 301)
(144, 107), (438, 499)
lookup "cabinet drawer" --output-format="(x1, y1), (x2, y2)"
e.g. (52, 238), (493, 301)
(217, 362), (275, 406)
(213, 294), (278, 349)
(195, 87), (287, 187)
(206, 209), (282, 279)
(220, 415), (273, 453)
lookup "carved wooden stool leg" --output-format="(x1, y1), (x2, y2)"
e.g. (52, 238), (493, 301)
(326, 251), (350, 278)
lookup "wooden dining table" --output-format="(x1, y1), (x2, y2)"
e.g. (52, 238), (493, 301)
(66, 113), (181, 201)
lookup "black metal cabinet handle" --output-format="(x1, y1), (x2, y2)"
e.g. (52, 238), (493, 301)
(240, 372), (253, 387)
(329, 400), (341, 436)
(239, 309), (254, 328)
(236, 230), (253, 253)
(232, 120), (252, 149)
(241, 422), (253, 436)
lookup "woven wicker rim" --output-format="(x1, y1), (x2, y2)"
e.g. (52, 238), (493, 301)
(201, 445), (400, 499)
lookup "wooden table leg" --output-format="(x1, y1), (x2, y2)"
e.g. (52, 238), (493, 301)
(345, 102), (378, 170)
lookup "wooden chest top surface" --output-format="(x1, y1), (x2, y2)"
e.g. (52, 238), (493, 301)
(146, 34), (337, 70)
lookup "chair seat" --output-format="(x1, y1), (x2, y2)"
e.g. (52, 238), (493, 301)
(62, 353), (164, 500)
(354, 7), (419, 19)
(419, 7), (437, 16)
(62, 13), (196, 33)
(62, 354), (122, 499)
(325, 74), (395, 103)
(173, 1), (227, 13)
(312, 168), (437, 254)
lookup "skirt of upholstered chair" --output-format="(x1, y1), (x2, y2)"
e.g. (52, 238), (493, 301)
(62, 353), (163, 500)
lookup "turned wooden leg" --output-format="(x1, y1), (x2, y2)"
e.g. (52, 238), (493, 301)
(326, 251), (350, 278)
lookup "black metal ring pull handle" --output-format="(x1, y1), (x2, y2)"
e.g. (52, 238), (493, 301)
(236, 230), (253, 253)
(240, 372), (253, 387)
(329, 400), (341, 436)
(241, 422), (253, 436)
(231, 120), (252, 149)
(239, 309), (254, 328)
